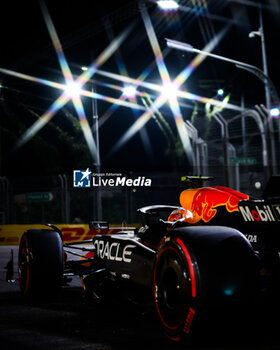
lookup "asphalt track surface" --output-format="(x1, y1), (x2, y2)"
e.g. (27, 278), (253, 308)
(0, 245), (280, 350)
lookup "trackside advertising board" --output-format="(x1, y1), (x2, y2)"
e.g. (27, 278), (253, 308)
(0, 224), (137, 246)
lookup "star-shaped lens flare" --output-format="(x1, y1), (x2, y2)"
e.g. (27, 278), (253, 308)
(1, 1), (243, 168)
(7, 1), (133, 163)
(108, 3), (232, 164)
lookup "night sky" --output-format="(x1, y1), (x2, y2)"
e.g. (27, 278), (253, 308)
(1, 0), (279, 176)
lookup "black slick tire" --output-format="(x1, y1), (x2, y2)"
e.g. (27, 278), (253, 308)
(18, 229), (63, 297)
(153, 237), (199, 341)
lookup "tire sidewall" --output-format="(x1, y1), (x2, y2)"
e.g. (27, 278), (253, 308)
(18, 229), (63, 296)
(153, 237), (199, 341)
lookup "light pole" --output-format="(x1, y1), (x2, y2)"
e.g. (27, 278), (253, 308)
(249, 8), (270, 112)
(166, 37), (279, 174)
(91, 84), (102, 221)
(79, 66), (102, 220)
(212, 113), (230, 187)
(166, 38), (279, 105)
(248, 7), (277, 175)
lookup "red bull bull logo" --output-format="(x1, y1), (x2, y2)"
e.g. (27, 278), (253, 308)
(180, 186), (249, 224)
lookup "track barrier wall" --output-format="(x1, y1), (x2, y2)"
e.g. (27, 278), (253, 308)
(0, 224), (138, 246)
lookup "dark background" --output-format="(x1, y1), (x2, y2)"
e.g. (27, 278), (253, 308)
(1, 0), (279, 176)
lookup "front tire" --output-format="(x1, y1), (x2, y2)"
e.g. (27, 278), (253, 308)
(18, 229), (63, 296)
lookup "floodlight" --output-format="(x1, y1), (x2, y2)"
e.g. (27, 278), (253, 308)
(162, 82), (179, 99)
(157, 1), (179, 10)
(64, 81), (82, 98)
(123, 85), (137, 98)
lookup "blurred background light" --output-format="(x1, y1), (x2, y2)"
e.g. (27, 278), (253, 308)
(270, 107), (280, 117)
(255, 181), (262, 189)
(157, 1), (179, 10)
(217, 88), (224, 96)
(122, 85), (137, 98)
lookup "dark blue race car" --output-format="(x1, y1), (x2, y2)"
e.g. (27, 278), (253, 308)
(17, 176), (280, 341)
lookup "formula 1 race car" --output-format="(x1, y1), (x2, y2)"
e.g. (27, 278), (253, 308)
(17, 176), (280, 341)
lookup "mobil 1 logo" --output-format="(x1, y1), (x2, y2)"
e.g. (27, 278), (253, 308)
(240, 203), (280, 222)
(272, 204), (280, 221)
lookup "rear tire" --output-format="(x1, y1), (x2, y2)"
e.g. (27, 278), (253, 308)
(153, 230), (259, 342)
(18, 229), (63, 296)
(153, 237), (199, 341)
